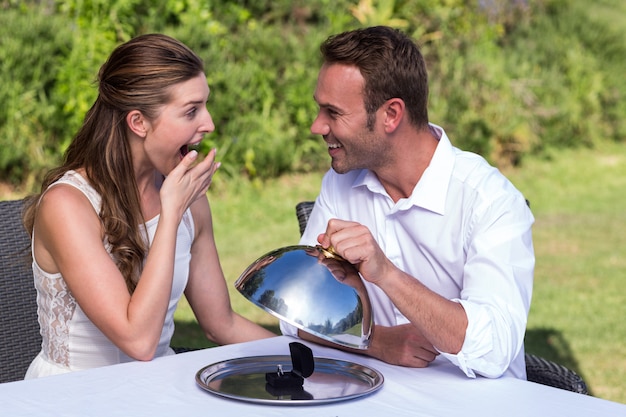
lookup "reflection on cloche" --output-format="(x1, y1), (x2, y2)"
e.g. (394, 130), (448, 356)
(235, 245), (372, 350)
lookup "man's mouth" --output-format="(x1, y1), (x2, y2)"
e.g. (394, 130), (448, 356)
(328, 143), (342, 150)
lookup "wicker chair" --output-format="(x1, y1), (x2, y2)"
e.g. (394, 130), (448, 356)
(0, 199), (41, 383)
(295, 200), (588, 394)
(525, 353), (588, 394)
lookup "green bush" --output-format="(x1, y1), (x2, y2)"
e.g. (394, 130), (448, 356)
(497, 0), (626, 152)
(170, 0), (356, 178)
(392, 0), (625, 165)
(0, 0), (624, 191)
(0, 8), (70, 187)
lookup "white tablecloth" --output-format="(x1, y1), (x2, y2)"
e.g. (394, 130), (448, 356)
(1, 336), (624, 416)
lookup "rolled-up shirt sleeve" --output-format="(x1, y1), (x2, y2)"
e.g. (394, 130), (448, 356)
(440, 204), (534, 379)
(440, 297), (526, 379)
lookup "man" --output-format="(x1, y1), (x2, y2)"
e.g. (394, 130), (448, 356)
(280, 26), (534, 379)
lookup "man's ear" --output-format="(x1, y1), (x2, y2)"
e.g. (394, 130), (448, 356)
(126, 110), (148, 138)
(382, 98), (405, 133)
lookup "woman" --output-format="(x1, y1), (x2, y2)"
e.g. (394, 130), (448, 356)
(22, 34), (275, 378)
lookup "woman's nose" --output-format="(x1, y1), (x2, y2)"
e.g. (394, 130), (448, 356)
(203, 110), (215, 134)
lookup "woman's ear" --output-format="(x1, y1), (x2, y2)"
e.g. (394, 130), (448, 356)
(126, 110), (148, 138)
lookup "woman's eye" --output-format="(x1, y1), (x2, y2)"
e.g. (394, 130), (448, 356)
(187, 108), (197, 118)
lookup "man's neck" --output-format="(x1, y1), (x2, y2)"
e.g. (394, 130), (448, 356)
(374, 127), (439, 203)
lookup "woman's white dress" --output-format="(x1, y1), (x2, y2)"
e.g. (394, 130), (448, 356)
(25, 170), (194, 378)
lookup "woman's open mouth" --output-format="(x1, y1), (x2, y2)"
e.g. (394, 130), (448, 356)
(180, 143), (201, 157)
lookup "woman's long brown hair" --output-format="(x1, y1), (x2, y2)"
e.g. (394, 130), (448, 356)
(23, 34), (205, 293)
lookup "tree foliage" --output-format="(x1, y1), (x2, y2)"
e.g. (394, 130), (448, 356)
(1, 0), (624, 190)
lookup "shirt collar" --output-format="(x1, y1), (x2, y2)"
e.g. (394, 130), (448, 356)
(351, 123), (454, 215)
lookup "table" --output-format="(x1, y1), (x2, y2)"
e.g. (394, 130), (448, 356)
(1, 336), (624, 416)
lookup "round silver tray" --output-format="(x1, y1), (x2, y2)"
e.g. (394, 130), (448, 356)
(195, 355), (384, 405)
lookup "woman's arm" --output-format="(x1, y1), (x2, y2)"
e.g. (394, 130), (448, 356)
(184, 197), (276, 344)
(34, 151), (217, 360)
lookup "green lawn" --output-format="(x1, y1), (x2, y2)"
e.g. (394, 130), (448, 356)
(503, 142), (626, 403)
(173, 142), (626, 404)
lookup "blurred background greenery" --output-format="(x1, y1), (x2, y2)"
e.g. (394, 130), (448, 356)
(1, 0), (624, 404)
(2, 0), (625, 192)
